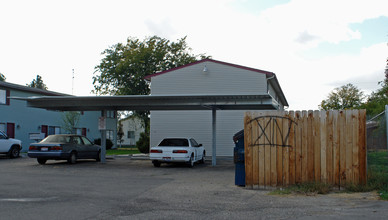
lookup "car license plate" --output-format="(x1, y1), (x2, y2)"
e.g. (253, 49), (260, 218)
(163, 157), (171, 161)
(41, 147), (48, 151)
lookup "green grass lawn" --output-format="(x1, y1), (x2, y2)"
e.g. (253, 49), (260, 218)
(367, 150), (388, 200)
(106, 148), (140, 155)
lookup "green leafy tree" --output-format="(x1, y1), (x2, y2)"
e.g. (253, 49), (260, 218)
(93, 35), (209, 97)
(27, 75), (48, 90)
(62, 111), (81, 134)
(136, 121), (150, 154)
(0, 73), (6, 81)
(320, 83), (365, 110)
(93, 35), (210, 151)
(362, 58), (388, 116)
(117, 122), (124, 147)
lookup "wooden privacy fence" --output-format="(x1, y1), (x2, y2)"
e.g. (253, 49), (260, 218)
(244, 110), (366, 188)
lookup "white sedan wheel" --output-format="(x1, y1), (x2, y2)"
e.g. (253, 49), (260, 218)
(188, 154), (194, 168)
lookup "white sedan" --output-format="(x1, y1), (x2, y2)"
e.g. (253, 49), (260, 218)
(149, 138), (205, 167)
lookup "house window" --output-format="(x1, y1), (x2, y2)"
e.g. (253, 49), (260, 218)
(106, 130), (114, 141)
(0, 89), (8, 105)
(49, 126), (61, 135)
(106, 111), (116, 118)
(0, 123), (5, 133)
(75, 128), (82, 135)
(49, 126), (55, 135)
(127, 131), (135, 139)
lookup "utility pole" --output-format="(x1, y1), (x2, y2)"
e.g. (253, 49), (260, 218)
(72, 69), (75, 95)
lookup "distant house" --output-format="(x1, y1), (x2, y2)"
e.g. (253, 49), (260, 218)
(0, 81), (116, 151)
(145, 59), (288, 156)
(118, 116), (144, 147)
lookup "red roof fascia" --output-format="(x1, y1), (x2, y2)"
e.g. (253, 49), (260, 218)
(144, 59), (274, 80)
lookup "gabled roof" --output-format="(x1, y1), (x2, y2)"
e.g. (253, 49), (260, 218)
(144, 58), (274, 80)
(144, 58), (288, 107)
(0, 81), (68, 96)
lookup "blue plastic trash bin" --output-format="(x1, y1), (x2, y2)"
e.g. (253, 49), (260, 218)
(233, 130), (245, 186)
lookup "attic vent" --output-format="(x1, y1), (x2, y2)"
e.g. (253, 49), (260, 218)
(203, 65), (208, 73)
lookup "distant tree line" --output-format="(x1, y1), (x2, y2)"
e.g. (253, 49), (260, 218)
(320, 58), (388, 117)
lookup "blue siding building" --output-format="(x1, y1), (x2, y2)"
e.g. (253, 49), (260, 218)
(0, 81), (116, 152)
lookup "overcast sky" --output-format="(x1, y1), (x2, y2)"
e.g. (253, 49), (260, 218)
(1, 0), (387, 110)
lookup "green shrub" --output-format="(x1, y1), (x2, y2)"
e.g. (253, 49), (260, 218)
(94, 138), (113, 150)
(136, 132), (150, 154)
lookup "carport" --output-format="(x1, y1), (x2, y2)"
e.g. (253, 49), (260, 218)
(15, 94), (281, 166)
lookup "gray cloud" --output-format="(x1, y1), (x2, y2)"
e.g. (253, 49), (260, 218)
(295, 30), (319, 44)
(327, 69), (385, 95)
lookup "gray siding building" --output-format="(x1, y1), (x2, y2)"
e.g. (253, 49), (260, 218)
(145, 59), (288, 156)
(0, 81), (115, 152)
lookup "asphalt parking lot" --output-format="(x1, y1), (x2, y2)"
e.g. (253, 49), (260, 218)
(1, 155), (388, 220)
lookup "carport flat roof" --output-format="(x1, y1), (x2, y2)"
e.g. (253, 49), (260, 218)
(13, 94), (280, 111)
(13, 93), (281, 166)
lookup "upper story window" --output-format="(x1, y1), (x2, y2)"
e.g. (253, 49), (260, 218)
(0, 89), (7, 105)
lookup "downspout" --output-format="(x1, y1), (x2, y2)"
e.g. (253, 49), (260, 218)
(266, 74), (275, 93)
(266, 74), (279, 109)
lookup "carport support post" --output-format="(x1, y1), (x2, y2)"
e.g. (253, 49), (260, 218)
(100, 110), (107, 163)
(212, 108), (217, 166)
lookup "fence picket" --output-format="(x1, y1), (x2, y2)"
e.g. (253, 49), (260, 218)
(282, 111), (290, 186)
(295, 111), (302, 184)
(352, 110), (360, 185)
(244, 112), (253, 188)
(289, 111), (296, 185)
(258, 112), (265, 188)
(345, 110), (353, 185)
(276, 112), (283, 186)
(307, 111), (314, 182)
(332, 110), (340, 186)
(359, 109), (367, 185)
(270, 112), (279, 187)
(339, 110), (346, 187)
(301, 111), (308, 183)
(252, 112), (259, 188)
(314, 110), (322, 182)
(326, 110), (334, 184)
(264, 112), (271, 187)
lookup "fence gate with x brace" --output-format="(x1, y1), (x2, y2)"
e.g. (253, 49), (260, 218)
(244, 110), (366, 189)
